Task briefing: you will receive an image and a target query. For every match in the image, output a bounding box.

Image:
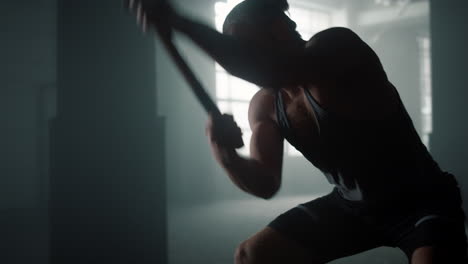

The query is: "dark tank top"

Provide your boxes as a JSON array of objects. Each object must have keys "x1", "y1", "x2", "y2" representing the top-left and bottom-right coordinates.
[{"x1": 275, "y1": 84, "x2": 446, "y2": 202}]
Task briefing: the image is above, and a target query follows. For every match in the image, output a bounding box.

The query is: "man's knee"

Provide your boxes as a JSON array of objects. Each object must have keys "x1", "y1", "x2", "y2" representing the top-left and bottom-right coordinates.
[
  {"x1": 234, "y1": 241, "x2": 254, "y2": 264},
  {"x1": 234, "y1": 242, "x2": 245, "y2": 264},
  {"x1": 235, "y1": 239, "x2": 269, "y2": 264}
]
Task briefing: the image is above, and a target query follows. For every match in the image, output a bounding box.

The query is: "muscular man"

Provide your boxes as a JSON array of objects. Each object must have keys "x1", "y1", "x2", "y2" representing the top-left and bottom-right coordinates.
[{"x1": 129, "y1": 0, "x2": 467, "y2": 263}]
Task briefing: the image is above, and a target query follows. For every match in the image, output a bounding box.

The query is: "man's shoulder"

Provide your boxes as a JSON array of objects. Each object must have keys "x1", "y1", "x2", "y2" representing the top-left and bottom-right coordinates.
[
  {"x1": 248, "y1": 88, "x2": 277, "y2": 126},
  {"x1": 312, "y1": 27, "x2": 358, "y2": 39},
  {"x1": 251, "y1": 88, "x2": 277, "y2": 111},
  {"x1": 306, "y1": 27, "x2": 362, "y2": 48}
]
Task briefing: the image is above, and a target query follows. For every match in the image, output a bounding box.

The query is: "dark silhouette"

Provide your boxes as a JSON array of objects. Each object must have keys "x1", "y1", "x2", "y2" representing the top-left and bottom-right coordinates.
[{"x1": 129, "y1": 0, "x2": 468, "y2": 263}]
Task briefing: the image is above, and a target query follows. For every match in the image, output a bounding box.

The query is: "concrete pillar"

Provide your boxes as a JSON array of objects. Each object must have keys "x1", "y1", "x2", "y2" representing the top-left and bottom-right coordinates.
[{"x1": 50, "y1": 1, "x2": 167, "y2": 263}]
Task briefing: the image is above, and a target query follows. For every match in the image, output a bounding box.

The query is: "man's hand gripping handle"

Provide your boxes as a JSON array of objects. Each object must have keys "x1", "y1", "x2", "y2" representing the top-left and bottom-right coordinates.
[{"x1": 125, "y1": 0, "x2": 244, "y2": 149}]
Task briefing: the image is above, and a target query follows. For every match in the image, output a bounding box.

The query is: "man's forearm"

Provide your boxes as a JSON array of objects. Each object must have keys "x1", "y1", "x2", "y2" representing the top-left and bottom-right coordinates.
[{"x1": 219, "y1": 148, "x2": 279, "y2": 199}]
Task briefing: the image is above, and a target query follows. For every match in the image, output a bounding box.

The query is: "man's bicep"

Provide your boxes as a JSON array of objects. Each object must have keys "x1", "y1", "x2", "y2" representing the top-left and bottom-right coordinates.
[{"x1": 249, "y1": 120, "x2": 284, "y2": 177}]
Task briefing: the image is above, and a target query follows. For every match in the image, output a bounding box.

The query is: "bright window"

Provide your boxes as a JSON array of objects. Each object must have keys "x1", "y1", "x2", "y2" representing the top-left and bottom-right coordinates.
[
  {"x1": 214, "y1": 0, "x2": 335, "y2": 155},
  {"x1": 419, "y1": 37, "x2": 432, "y2": 148}
]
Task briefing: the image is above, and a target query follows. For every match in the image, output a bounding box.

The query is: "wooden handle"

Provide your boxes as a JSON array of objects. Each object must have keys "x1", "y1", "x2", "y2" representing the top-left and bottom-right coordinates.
[
  {"x1": 156, "y1": 28, "x2": 221, "y2": 117},
  {"x1": 125, "y1": 0, "x2": 243, "y2": 148},
  {"x1": 156, "y1": 29, "x2": 244, "y2": 148}
]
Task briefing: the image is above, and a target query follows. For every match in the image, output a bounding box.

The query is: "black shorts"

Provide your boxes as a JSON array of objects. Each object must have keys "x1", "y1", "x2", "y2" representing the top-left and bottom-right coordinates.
[{"x1": 268, "y1": 183, "x2": 467, "y2": 262}]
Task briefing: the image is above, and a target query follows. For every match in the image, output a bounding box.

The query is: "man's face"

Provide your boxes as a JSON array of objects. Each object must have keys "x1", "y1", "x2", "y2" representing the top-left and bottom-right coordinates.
[
  {"x1": 268, "y1": 12, "x2": 305, "y2": 51},
  {"x1": 226, "y1": 12, "x2": 305, "y2": 53},
  {"x1": 244, "y1": 11, "x2": 305, "y2": 55}
]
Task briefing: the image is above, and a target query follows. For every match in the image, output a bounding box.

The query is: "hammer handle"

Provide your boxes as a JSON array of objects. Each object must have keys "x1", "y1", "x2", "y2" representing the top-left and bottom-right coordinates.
[
  {"x1": 155, "y1": 24, "x2": 243, "y2": 149},
  {"x1": 157, "y1": 30, "x2": 222, "y2": 117}
]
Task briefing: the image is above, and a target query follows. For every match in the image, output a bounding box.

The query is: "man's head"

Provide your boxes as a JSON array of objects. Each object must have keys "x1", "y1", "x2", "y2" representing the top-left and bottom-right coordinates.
[{"x1": 223, "y1": 0, "x2": 305, "y2": 51}]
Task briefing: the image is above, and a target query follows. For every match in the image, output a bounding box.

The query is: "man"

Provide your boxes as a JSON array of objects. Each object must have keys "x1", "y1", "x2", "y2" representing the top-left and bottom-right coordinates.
[{"x1": 129, "y1": 0, "x2": 467, "y2": 263}]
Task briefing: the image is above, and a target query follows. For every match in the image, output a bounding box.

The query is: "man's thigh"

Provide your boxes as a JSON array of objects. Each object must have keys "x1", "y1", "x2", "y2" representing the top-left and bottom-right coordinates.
[
  {"x1": 262, "y1": 189, "x2": 383, "y2": 263},
  {"x1": 391, "y1": 181, "x2": 468, "y2": 263},
  {"x1": 398, "y1": 214, "x2": 468, "y2": 263}
]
